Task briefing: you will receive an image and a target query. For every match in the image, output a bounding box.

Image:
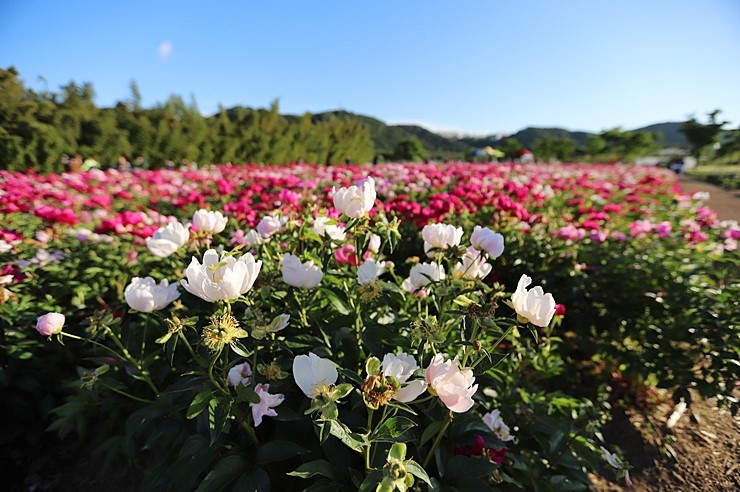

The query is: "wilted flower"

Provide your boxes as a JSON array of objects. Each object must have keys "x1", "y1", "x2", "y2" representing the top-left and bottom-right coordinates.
[
  {"x1": 192, "y1": 209, "x2": 228, "y2": 234},
  {"x1": 511, "y1": 274, "x2": 556, "y2": 328},
  {"x1": 281, "y1": 253, "x2": 323, "y2": 289},
  {"x1": 425, "y1": 353, "x2": 478, "y2": 413},
  {"x1": 265, "y1": 313, "x2": 290, "y2": 333},
  {"x1": 293, "y1": 352, "x2": 338, "y2": 398},
  {"x1": 422, "y1": 223, "x2": 463, "y2": 257},
  {"x1": 256, "y1": 216, "x2": 282, "y2": 238},
  {"x1": 357, "y1": 259, "x2": 386, "y2": 284},
  {"x1": 227, "y1": 361, "x2": 252, "y2": 387},
  {"x1": 312, "y1": 216, "x2": 346, "y2": 242},
  {"x1": 124, "y1": 276, "x2": 180, "y2": 312},
  {"x1": 331, "y1": 176, "x2": 376, "y2": 218},
  {"x1": 453, "y1": 247, "x2": 492, "y2": 280},
  {"x1": 251, "y1": 383, "x2": 284, "y2": 426},
  {"x1": 36, "y1": 312, "x2": 65, "y2": 337},
  {"x1": 146, "y1": 221, "x2": 190, "y2": 257},
  {"x1": 470, "y1": 227, "x2": 505, "y2": 258},
  {"x1": 482, "y1": 409, "x2": 515, "y2": 442}
]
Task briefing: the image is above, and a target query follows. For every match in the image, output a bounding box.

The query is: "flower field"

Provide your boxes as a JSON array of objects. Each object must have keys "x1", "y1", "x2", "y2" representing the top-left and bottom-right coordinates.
[{"x1": 1, "y1": 163, "x2": 738, "y2": 491}]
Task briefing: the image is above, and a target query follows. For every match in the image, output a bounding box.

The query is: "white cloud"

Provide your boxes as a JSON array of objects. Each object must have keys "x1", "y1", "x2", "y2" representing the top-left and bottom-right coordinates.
[{"x1": 157, "y1": 40, "x2": 173, "y2": 60}]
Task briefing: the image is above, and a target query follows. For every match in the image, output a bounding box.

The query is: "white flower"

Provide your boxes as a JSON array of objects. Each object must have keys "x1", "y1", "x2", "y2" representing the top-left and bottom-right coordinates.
[
  {"x1": 36, "y1": 312, "x2": 65, "y2": 337},
  {"x1": 281, "y1": 253, "x2": 323, "y2": 289},
  {"x1": 601, "y1": 447, "x2": 622, "y2": 469},
  {"x1": 453, "y1": 247, "x2": 492, "y2": 280},
  {"x1": 124, "y1": 277, "x2": 180, "y2": 312},
  {"x1": 265, "y1": 313, "x2": 290, "y2": 333},
  {"x1": 245, "y1": 229, "x2": 264, "y2": 246},
  {"x1": 425, "y1": 353, "x2": 478, "y2": 413},
  {"x1": 257, "y1": 216, "x2": 282, "y2": 238},
  {"x1": 227, "y1": 361, "x2": 252, "y2": 387},
  {"x1": 146, "y1": 221, "x2": 190, "y2": 257},
  {"x1": 312, "y1": 216, "x2": 347, "y2": 242},
  {"x1": 470, "y1": 226, "x2": 505, "y2": 259},
  {"x1": 293, "y1": 353, "x2": 338, "y2": 398},
  {"x1": 181, "y1": 249, "x2": 262, "y2": 302},
  {"x1": 511, "y1": 274, "x2": 556, "y2": 327},
  {"x1": 422, "y1": 223, "x2": 463, "y2": 257},
  {"x1": 251, "y1": 383, "x2": 284, "y2": 427},
  {"x1": 357, "y1": 259, "x2": 386, "y2": 284},
  {"x1": 331, "y1": 176, "x2": 376, "y2": 219},
  {"x1": 482, "y1": 409, "x2": 515, "y2": 442},
  {"x1": 367, "y1": 234, "x2": 381, "y2": 253},
  {"x1": 192, "y1": 209, "x2": 228, "y2": 234},
  {"x1": 382, "y1": 353, "x2": 428, "y2": 402},
  {"x1": 403, "y1": 262, "x2": 445, "y2": 292},
  {"x1": 0, "y1": 240, "x2": 12, "y2": 253}
]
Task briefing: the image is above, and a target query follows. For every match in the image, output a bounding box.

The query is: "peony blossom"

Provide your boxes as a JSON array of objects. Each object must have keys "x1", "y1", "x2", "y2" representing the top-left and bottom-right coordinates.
[
  {"x1": 281, "y1": 253, "x2": 323, "y2": 289},
  {"x1": 312, "y1": 216, "x2": 347, "y2": 242},
  {"x1": 482, "y1": 409, "x2": 515, "y2": 442},
  {"x1": 256, "y1": 216, "x2": 282, "y2": 238},
  {"x1": 452, "y1": 247, "x2": 492, "y2": 280},
  {"x1": 425, "y1": 353, "x2": 478, "y2": 413},
  {"x1": 124, "y1": 276, "x2": 180, "y2": 312},
  {"x1": 470, "y1": 226, "x2": 505, "y2": 259},
  {"x1": 227, "y1": 361, "x2": 252, "y2": 387},
  {"x1": 36, "y1": 312, "x2": 65, "y2": 337},
  {"x1": 181, "y1": 249, "x2": 262, "y2": 302},
  {"x1": 331, "y1": 176, "x2": 376, "y2": 219},
  {"x1": 402, "y1": 262, "x2": 445, "y2": 293},
  {"x1": 192, "y1": 209, "x2": 228, "y2": 234},
  {"x1": 422, "y1": 223, "x2": 463, "y2": 257},
  {"x1": 146, "y1": 221, "x2": 190, "y2": 257},
  {"x1": 367, "y1": 233, "x2": 381, "y2": 254},
  {"x1": 382, "y1": 352, "x2": 428, "y2": 402},
  {"x1": 357, "y1": 259, "x2": 386, "y2": 284},
  {"x1": 511, "y1": 274, "x2": 556, "y2": 328},
  {"x1": 293, "y1": 352, "x2": 338, "y2": 398},
  {"x1": 250, "y1": 383, "x2": 284, "y2": 426}
]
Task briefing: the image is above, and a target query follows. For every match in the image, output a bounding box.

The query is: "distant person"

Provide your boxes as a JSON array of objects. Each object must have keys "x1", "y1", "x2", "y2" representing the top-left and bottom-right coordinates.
[
  {"x1": 344, "y1": 155, "x2": 352, "y2": 165},
  {"x1": 68, "y1": 154, "x2": 83, "y2": 173},
  {"x1": 81, "y1": 156, "x2": 100, "y2": 171},
  {"x1": 134, "y1": 155, "x2": 148, "y2": 170},
  {"x1": 117, "y1": 154, "x2": 131, "y2": 172},
  {"x1": 165, "y1": 160, "x2": 175, "y2": 170}
]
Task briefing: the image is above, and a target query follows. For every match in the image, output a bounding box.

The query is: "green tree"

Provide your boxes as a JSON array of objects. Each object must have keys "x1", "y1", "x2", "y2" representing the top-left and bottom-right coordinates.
[
  {"x1": 532, "y1": 136, "x2": 576, "y2": 161},
  {"x1": 499, "y1": 138, "x2": 523, "y2": 159},
  {"x1": 680, "y1": 110, "x2": 728, "y2": 158},
  {"x1": 393, "y1": 137, "x2": 427, "y2": 162}
]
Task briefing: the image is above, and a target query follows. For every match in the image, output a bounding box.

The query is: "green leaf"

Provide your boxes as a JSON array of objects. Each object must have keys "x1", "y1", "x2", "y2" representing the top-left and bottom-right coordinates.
[
  {"x1": 326, "y1": 419, "x2": 367, "y2": 453},
  {"x1": 287, "y1": 460, "x2": 339, "y2": 481},
  {"x1": 186, "y1": 389, "x2": 212, "y2": 419},
  {"x1": 230, "y1": 342, "x2": 250, "y2": 358},
  {"x1": 234, "y1": 384, "x2": 261, "y2": 404},
  {"x1": 365, "y1": 356, "x2": 381, "y2": 376},
  {"x1": 320, "y1": 288, "x2": 351, "y2": 315},
  {"x1": 405, "y1": 460, "x2": 432, "y2": 487},
  {"x1": 371, "y1": 416, "x2": 417, "y2": 442},
  {"x1": 194, "y1": 455, "x2": 246, "y2": 492},
  {"x1": 420, "y1": 420, "x2": 444, "y2": 446},
  {"x1": 388, "y1": 442, "x2": 406, "y2": 461},
  {"x1": 256, "y1": 440, "x2": 309, "y2": 464},
  {"x1": 443, "y1": 456, "x2": 498, "y2": 480}
]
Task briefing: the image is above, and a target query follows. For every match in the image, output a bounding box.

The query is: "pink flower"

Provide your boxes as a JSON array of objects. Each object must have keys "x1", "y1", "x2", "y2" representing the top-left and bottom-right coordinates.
[
  {"x1": 655, "y1": 221, "x2": 672, "y2": 239},
  {"x1": 335, "y1": 244, "x2": 358, "y2": 266},
  {"x1": 227, "y1": 362, "x2": 252, "y2": 387},
  {"x1": 250, "y1": 383, "x2": 284, "y2": 427},
  {"x1": 425, "y1": 354, "x2": 477, "y2": 413},
  {"x1": 36, "y1": 312, "x2": 65, "y2": 336},
  {"x1": 589, "y1": 230, "x2": 607, "y2": 243},
  {"x1": 629, "y1": 220, "x2": 653, "y2": 238}
]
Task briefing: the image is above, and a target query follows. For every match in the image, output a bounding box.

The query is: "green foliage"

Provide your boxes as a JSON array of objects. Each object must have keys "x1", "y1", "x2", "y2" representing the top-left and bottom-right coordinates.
[
  {"x1": 532, "y1": 136, "x2": 577, "y2": 161},
  {"x1": 392, "y1": 137, "x2": 427, "y2": 162},
  {"x1": 680, "y1": 110, "x2": 728, "y2": 158},
  {"x1": 0, "y1": 67, "x2": 376, "y2": 171}
]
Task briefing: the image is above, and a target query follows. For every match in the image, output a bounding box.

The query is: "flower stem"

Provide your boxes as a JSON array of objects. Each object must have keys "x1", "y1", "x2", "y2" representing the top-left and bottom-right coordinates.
[
  {"x1": 423, "y1": 410, "x2": 453, "y2": 468},
  {"x1": 365, "y1": 408, "x2": 375, "y2": 470}
]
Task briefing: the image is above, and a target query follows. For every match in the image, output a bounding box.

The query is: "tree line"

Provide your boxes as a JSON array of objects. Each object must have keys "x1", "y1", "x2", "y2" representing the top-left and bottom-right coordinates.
[{"x1": 0, "y1": 67, "x2": 375, "y2": 173}]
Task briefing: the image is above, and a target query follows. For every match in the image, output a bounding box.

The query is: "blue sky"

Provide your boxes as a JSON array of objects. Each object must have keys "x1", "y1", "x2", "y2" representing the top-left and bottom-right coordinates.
[{"x1": 1, "y1": 0, "x2": 739, "y2": 135}]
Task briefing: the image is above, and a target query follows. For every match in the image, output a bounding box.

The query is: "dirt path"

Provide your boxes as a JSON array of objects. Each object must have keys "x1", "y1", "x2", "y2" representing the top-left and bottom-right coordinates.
[{"x1": 678, "y1": 174, "x2": 739, "y2": 221}]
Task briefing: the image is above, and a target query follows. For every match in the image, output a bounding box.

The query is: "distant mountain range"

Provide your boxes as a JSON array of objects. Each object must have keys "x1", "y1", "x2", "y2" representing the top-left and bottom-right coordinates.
[{"x1": 303, "y1": 110, "x2": 687, "y2": 158}]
